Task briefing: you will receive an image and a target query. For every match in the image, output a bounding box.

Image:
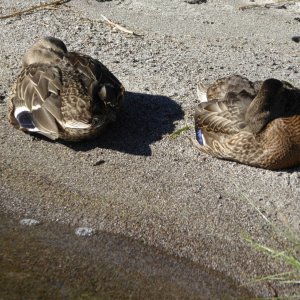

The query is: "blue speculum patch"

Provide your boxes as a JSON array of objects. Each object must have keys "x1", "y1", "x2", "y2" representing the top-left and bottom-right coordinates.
[
  {"x1": 195, "y1": 128, "x2": 204, "y2": 145},
  {"x1": 16, "y1": 111, "x2": 35, "y2": 129}
]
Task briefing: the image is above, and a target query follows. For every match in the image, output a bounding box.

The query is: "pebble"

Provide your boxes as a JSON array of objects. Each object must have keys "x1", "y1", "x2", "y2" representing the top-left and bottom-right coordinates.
[
  {"x1": 185, "y1": 0, "x2": 207, "y2": 3},
  {"x1": 19, "y1": 218, "x2": 41, "y2": 226},
  {"x1": 75, "y1": 227, "x2": 96, "y2": 237}
]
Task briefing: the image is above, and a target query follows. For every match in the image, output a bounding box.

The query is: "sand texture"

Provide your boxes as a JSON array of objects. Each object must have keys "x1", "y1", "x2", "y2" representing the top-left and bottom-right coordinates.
[{"x1": 0, "y1": 0, "x2": 300, "y2": 298}]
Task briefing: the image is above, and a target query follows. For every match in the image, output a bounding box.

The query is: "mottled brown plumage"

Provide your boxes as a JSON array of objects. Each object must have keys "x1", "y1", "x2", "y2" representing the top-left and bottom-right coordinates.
[
  {"x1": 193, "y1": 75, "x2": 300, "y2": 169},
  {"x1": 8, "y1": 37, "x2": 125, "y2": 141}
]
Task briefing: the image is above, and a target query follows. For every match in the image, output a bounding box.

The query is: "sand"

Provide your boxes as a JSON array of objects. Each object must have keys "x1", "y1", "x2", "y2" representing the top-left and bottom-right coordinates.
[{"x1": 0, "y1": 0, "x2": 300, "y2": 298}]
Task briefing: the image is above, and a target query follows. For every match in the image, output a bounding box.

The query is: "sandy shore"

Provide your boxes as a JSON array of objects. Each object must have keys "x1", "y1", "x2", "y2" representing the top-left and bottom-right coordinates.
[{"x1": 0, "y1": 0, "x2": 300, "y2": 298}]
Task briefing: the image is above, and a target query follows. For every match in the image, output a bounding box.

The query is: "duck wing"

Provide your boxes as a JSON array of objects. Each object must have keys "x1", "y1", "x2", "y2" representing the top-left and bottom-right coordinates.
[
  {"x1": 205, "y1": 74, "x2": 259, "y2": 101},
  {"x1": 10, "y1": 64, "x2": 63, "y2": 140},
  {"x1": 195, "y1": 90, "x2": 252, "y2": 136},
  {"x1": 65, "y1": 52, "x2": 124, "y2": 108}
]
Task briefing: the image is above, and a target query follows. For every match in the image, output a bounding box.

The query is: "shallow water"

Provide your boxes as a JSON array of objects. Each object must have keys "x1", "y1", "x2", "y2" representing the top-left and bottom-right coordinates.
[{"x1": 0, "y1": 213, "x2": 253, "y2": 299}]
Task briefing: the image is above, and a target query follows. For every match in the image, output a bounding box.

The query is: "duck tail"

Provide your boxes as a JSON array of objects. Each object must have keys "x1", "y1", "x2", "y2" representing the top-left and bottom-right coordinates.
[{"x1": 196, "y1": 81, "x2": 208, "y2": 103}]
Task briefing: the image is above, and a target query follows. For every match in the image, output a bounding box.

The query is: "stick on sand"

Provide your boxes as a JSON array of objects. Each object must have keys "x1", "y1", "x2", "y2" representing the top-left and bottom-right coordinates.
[
  {"x1": 0, "y1": 0, "x2": 70, "y2": 20},
  {"x1": 239, "y1": 0, "x2": 296, "y2": 11},
  {"x1": 101, "y1": 14, "x2": 142, "y2": 36}
]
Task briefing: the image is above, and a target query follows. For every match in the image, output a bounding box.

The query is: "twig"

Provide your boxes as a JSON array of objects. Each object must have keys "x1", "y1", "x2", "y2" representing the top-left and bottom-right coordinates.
[
  {"x1": 101, "y1": 14, "x2": 143, "y2": 36},
  {"x1": 0, "y1": 0, "x2": 70, "y2": 20},
  {"x1": 239, "y1": 0, "x2": 296, "y2": 11}
]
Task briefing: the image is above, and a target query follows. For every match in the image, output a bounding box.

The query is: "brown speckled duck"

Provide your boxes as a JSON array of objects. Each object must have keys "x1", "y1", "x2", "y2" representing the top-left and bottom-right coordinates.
[
  {"x1": 8, "y1": 37, "x2": 125, "y2": 141},
  {"x1": 192, "y1": 75, "x2": 300, "y2": 170}
]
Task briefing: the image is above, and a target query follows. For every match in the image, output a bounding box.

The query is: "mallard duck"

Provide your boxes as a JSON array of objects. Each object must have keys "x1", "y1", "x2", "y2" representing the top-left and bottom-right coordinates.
[
  {"x1": 192, "y1": 75, "x2": 300, "y2": 170},
  {"x1": 8, "y1": 37, "x2": 125, "y2": 141}
]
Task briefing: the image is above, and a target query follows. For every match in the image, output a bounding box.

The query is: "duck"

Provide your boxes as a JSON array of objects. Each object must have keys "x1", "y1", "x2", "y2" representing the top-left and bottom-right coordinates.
[
  {"x1": 8, "y1": 36, "x2": 125, "y2": 141},
  {"x1": 191, "y1": 74, "x2": 300, "y2": 170}
]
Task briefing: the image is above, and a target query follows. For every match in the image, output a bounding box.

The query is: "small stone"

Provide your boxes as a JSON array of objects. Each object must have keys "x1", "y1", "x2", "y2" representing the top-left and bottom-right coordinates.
[
  {"x1": 75, "y1": 227, "x2": 96, "y2": 237},
  {"x1": 93, "y1": 159, "x2": 105, "y2": 166},
  {"x1": 20, "y1": 219, "x2": 41, "y2": 226},
  {"x1": 185, "y1": 0, "x2": 207, "y2": 3}
]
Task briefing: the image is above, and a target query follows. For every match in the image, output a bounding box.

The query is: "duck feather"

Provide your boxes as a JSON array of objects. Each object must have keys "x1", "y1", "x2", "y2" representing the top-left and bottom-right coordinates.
[
  {"x1": 193, "y1": 75, "x2": 300, "y2": 169},
  {"x1": 8, "y1": 37, "x2": 125, "y2": 141}
]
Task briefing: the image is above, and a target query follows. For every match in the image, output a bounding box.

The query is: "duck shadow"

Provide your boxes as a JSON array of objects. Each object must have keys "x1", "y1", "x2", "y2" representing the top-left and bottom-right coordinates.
[
  {"x1": 64, "y1": 91, "x2": 184, "y2": 156},
  {"x1": 277, "y1": 166, "x2": 300, "y2": 173}
]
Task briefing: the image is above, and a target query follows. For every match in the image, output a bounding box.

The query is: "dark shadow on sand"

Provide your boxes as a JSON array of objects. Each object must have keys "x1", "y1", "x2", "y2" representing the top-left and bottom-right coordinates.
[{"x1": 64, "y1": 91, "x2": 184, "y2": 156}]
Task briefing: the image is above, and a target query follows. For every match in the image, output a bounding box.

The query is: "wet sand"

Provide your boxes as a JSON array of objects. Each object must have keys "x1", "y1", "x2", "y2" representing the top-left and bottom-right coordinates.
[{"x1": 0, "y1": 213, "x2": 253, "y2": 299}]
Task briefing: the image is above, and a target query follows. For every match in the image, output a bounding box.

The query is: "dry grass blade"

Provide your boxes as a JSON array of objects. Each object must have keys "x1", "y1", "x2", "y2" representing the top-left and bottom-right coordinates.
[
  {"x1": 0, "y1": 0, "x2": 70, "y2": 20},
  {"x1": 101, "y1": 14, "x2": 143, "y2": 36}
]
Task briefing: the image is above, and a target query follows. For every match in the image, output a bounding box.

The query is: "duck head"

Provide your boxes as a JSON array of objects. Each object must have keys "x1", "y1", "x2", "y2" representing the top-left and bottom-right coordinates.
[
  {"x1": 22, "y1": 36, "x2": 68, "y2": 67},
  {"x1": 245, "y1": 78, "x2": 285, "y2": 133}
]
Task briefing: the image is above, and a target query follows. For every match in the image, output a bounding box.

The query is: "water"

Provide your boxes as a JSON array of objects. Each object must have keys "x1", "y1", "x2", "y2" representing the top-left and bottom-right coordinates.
[{"x1": 0, "y1": 213, "x2": 253, "y2": 299}]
